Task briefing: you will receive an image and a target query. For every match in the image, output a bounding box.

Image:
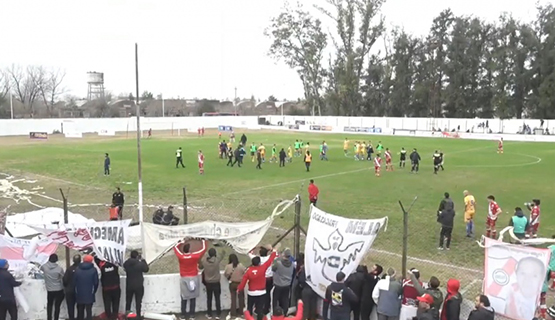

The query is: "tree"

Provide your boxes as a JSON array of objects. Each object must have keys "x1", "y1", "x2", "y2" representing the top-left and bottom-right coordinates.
[
  {"x1": 265, "y1": 2, "x2": 328, "y2": 116},
  {"x1": 141, "y1": 91, "x2": 154, "y2": 100},
  {"x1": 5, "y1": 65, "x2": 42, "y2": 117},
  {"x1": 37, "y1": 67, "x2": 66, "y2": 117},
  {"x1": 196, "y1": 100, "x2": 216, "y2": 116},
  {"x1": 317, "y1": 0, "x2": 386, "y2": 116}
]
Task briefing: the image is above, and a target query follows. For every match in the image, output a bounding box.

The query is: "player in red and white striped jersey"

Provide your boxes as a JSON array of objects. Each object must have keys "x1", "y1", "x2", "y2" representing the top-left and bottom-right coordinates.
[
  {"x1": 486, "y1": 195, "x2": 502, "y2": 239},
  {"x1": 373, "y1": 156, "x2": 382, "y2": 177},
  {"x1": 497, "y1": 138, "x2": 503, "y2": 154},
  {"x1": 384, "y1": 148, "x2": 393, "y2": 172},
  {"x1": 526, "y1": 199, "x2": 541, "y2": 238}
]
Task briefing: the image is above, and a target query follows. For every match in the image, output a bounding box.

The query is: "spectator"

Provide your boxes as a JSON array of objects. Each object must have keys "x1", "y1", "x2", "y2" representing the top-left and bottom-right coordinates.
[
  {"x1": 123, "y1": 250, "x2": 149, "y2": 319},
  {"x1": 0, "y1": 259, "x2": 21, "y2": 320},
  {"x1": 407, "y1": 273, "x2": 443, "y2": 312},
  {"x1": 346, "y1": 265, "x2": 367, "y2": 320},
  {"x1": 441, "y1": 279, "x2": 461, "y2": 320},
  {"x1": 534, "y1": 306, "x2": 555, "y2": 320},
  {"x1": 249, "y1": 245, "x2": 277, "y2": 316},
  {"x1": 323, "y1": 271, "x2": 358, "y2": 320},
  {"x1": 239, "y1": 248, "x2": 278, "y2": 320},
  {"x1": 272, "y1": 248, "x2": 294, "y2": 312},
  {"x1": 437, "y1": 192, "x2": 455, "y2": 250},
  {"x1": 42, "y1": 253, "x2": 65, "y2": 320},
  {"x1": 467, "y1": 295, "x2": 494, "y2": 320},
  {"x1": 372, "y1": 267, "x2": 402, "y2": 320},
  {"x1": 361, "y1": 264, "x2": 383, "y2": 320},
  {"x1": 225, "y1": 254, "x2": 247, "y2": 319},
  {"x1": 401, "y1": 268, "x2": 422, "y2": 320},
  {"x1": 244, "y1": 300, "x2": 304, "y2": 320},
  {"x1": 94, "y1": 257, "x2": 121, "y2": 320},
  {"x1": 308, "y1": 180, "x2": 319, "y2": 207},
  {"x1": 74, "y1": 255, "x2": 99, "y2": 320},
  {"x1": 201, "y1": 247, "x2": 226, "y2": 320},
  {"x1": 415, "y1": 294, "x2": 439, "y2": 320},
  {"x1": 509, "y1": 207, "x2": 529, "y2": 240},
  {"x1": 63, "y1": 254, "x2": 82, "y2": 320},
  {"x1": 174, "y1": 240, "x2": 207, "y2": 320},
  {"x1": 296, "y1": 260, "x2": 317, "y2": 320}
]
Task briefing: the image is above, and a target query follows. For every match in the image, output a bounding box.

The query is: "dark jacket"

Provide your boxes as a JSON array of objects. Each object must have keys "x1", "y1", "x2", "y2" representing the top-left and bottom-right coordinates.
[
  {"x1": 63, "y1": 263, "x2": 80, "y2": 294},
  {"x1": 112, "y1": 191, "x2": 125, "y2": 206},
  {"x1": 73, "y1": 262, "x2": 99, "y2": 304},
  {"x1": 418, "y1": 308, "x2": 439, "y2": 320},
  {"x1": 0, "y1": 269, "x2": 22, "y2": 302},
  {"x1": 323, "y1": 282, "x2": 358, "y2": 320},
  {"x1": 410, "y1": 151, "x2": 421, "y2": 163},
  {"x1": 441, "y1": 279, "x2": 462, "y2": 320},
  {"x1": 361, "y1": 273, "x2": 380, "y2": 304},
  {"x1": 345, "y1": 266, "x2": 367, "y2": 302},
  {"x1": 438, "y1": 198, "x2": 455, "y2": 228},
  {"x1": 467, "y1": 306, "x2": 495, "y2": 320},
  {"x1": 95, "y1": 258, "x2": 120, "y2": 290},
  {"x1": 279, "y1": 150, "x2": 286, "y2": 160},
  {"x1": 409, "y1": 272, "x2": 443, "y2": 311},
  {"x1": 123, "y1": 257, "x2": 149, "y2": 289}
]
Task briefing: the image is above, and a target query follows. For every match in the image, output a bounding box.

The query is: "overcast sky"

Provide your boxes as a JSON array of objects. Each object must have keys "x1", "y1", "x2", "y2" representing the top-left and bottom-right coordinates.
[{"x1": 0, "y1": 0, "x2": 547, "y2": 101}]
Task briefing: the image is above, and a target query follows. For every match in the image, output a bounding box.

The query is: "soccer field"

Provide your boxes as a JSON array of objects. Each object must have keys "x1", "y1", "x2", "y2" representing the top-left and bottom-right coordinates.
[{"x1": 0, "y1": 130, "x2": 552, "y2": 290}]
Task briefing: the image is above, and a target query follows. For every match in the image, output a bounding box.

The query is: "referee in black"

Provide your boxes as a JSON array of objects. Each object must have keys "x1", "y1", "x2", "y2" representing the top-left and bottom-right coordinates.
[
  {"x1": 176, "y1": 147, "x2": 185, "y2": 168},
  {"x1": 433, "y1": 150, "x2": 442, "y2": 174},
  {"x1": 399, "y1": 147, "x2": 407, "y2": 168},
  {"x1": 226, "y1": 147, "x2": 234, "y2": 166},
  {"x1": 410, "y1": 148, "x2": 421, "y2": 173}
]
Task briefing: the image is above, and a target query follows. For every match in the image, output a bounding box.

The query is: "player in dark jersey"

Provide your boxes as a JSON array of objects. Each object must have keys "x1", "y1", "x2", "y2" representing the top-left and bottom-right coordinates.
[
  {"x1": 438, "y1": 150, "x2": 445, "y2": 171},
  {"x1": 433, "y1": 150, "x2": 442, "y2": 174},
  {"x1": 399, "y1": 147, "x2": 407, "y2": 168}
]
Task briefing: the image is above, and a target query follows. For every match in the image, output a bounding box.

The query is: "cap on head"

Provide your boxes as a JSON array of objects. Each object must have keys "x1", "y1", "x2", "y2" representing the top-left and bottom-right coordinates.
[
  {"x1": 0, "y1": 259, "x2": 7, "y2": 269},
  {"x1": 83, "y1": 255, "x2": 94, "y2": 263},
  {"x1": 417, "y1": 293, "x2": 434, "y2": 305}
]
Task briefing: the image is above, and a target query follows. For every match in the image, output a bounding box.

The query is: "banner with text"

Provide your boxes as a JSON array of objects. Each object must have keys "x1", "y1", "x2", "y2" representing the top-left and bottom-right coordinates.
[
  {"x1": 218, "y1": 125, "x2": 233, "y2": 132},
  {"x1": 0, "y1": 234, "x2": 58, "y2": 271},
  {"x1": 343, "y1": 126, "x2": 382, "y2": 133},
  {"x1": 483, "y1": 238, "x2": 550, "y2": 320},
  {"x1": 29, "y1": 132, "x2": 48, "y2": 139},
  {"x1": 309, "y1": 125, "x2": 333, "y2": 131},
  {"x1": 30, "y1": 220, "x2": 131, "y2": 266},
  {"x1": 305, "y1": 205, "x2": 387, "y2": 298}
]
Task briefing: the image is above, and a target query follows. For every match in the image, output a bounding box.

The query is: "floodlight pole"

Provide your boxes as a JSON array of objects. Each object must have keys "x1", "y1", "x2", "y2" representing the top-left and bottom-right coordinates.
[{"x1": 135, "y1": 43, "x2": 146, "y2": 254}]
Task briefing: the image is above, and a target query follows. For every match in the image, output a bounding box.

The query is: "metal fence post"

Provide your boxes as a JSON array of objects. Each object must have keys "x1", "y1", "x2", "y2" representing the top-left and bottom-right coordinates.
[
  {"x1": 60, "y1": 189, "x2": 70, "y2": 270},
  {"x1": 183, "y1": 187, "x2": 188, "y2": 224}
]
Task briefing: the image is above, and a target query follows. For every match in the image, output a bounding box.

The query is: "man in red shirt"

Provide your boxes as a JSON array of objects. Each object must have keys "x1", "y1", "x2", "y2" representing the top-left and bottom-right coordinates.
[
  {"x1": 526, "y1": 199, "x2": 541, "y2": 238},
  {"x1": 238, "y1": 248, "x2": 278, "y2": 320},
  {"x1": 308, "y1": 180, "x2": 319, "y2": 207},
  {"x1": 486, "y1": 195, "x2": 502, "y2": 239},
  {"x1": 174, "y1": 240, "x2": 207, "y2": 320}
]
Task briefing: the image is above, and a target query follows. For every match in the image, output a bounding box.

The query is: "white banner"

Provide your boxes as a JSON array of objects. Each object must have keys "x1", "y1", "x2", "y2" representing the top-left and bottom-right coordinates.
[
  {"x1": 483, "y1": 238, "x2": 550, "y2": 320},
  {"x1": 305, "y1": 205, "x2": 387, "y2": 298},
  {"x1": 128, "y1": 199, "x2": 296, "y2": 264},
  {"x1": 64, "y1": 132, "x2": 83, "y2": 138},
  {"x1": 0, "y1": 234, "x2": 58, "y2": 271},
  {"x1": 98, "y1": 129, "x2": 115, "y2": 136},
  {"x1": 30, "y1": 220, "x2": 131, "y2": 266}
]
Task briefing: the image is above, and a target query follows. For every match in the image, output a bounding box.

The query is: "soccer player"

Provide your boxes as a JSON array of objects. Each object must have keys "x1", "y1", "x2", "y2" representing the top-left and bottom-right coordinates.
[
  {"x1": 367, "y1": 141, "x2": 373, "y2": 160},
  {"x1": 279, "y1": 148, "x2": 286, "y2": 167},
  {"x1": 304, "y1": 151, "x2": 312, "y2": 172},
  {"x1": 526, "y1": 199, "x2": 541, "y2": 238},
  {"x1": 148, "y1": 128, "x2": 152, "y2": 138},
  {"x1": 432, "y1": 150, "x2": 441, "y2": 174},
  {"x1": 176, "y1": 147, "x2": 185, "y2": 168},
  {"x1": 256, "y1": 150, "x2": 262, "y2": 169},
  {"x1": 399, "y1": 147, "x2": 407, "y2": 168},
  {"x1": 217, "y1": 131, "x2": 221, "y2": 139},
  {"x1": 304, "y1": 142, "x2": 310, "y2": 155},
  {"x1": 357, "y1": 142, "x2": 364, "y2": 161},
  {"x1": 287, "y1": 145, "x2": 293, "y2": 162},
  {"x1": 104, "y1": 153, "x2": 111, "y2": 176},
  {"x1": 463, "y1": 190, "x2": 476, "y2": 238},
  {"x1": 230, "y1": 131, "x2": 235, "y2": 143},
  {"x1": 258, "y1": 143, "x2": 266, "y2": 163},
  {"x1": 385, "y1": 148, "x2": 393, "y2": 171},
  {"x1": 198, "y1": 150, "x2": 204, "y2": 174},
  {"x1": 343, "y1": 138, "x2": 350, "y2": 156},
  {"x1": 250, "y1": 143, "x2": 257, "y2": 162},
  {"x1": 226, "y1": 147, "x2": 234, "y2": 166},
  {"x1": 270, "y1": 144, "x2": 277, "y2": 163},
  {"x1": 374, "y1": 155, "x2": 382, "y2": 177},
  {"x1": 361, "y1": 141, "x2": 367, "y2": 159},
  {"x1": 497, "y1": 138, "x2": 503, "y2": 154},
  {"x1": 486, "y1": 195, "x2": 502, "y2": 239},
  {"x1": 294, "y1": 140, "x2": 301, "y2": 157},
  {"x1": 438, "y1": 150, "x2": 445, "y2": 171},
  {"x1": 376, "y1": 141, "x2": 384, "y2": 157},
  {"x1": 321, "y1": 142, "x2": 328, "y2": 161},
  {"x1": 319, "y1": 142, "x2": 324, "y2": 160}
]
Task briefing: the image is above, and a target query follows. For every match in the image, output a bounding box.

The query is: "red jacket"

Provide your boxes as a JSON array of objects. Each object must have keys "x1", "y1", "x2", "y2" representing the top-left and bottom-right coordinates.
[
  {"x1": 308, "y1": 184, "x2": 319, "y2": 201},
  {"x1": 238, "y1": 251, "x2": 277, "y2": 296},
  {"x1": 244, "y1": 300, "x2": 304, "y2": 320},
  {"x1": 174, "y1": 240, "x2": 207, "y2": 277}
]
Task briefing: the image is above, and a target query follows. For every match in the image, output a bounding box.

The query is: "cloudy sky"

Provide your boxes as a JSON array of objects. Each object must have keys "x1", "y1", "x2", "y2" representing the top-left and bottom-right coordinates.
[{"x1": 0, "y1": 0, "x2": 546, "y2": 101}]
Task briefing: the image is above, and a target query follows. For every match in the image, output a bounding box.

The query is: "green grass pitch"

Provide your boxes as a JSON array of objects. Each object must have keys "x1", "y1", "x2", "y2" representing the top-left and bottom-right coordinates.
[{"x1": 0, "y1": 130, "x2": 553, "y2": 277}]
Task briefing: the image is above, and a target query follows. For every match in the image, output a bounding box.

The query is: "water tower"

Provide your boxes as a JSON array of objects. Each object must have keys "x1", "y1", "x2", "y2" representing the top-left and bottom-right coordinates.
[{"x1": 87, "y1": 72, "x2": 105, "y2": 101}]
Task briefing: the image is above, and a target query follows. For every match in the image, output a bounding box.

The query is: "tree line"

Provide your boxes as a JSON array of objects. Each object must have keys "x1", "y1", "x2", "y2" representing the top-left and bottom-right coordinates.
[{"x1": 265, "y1": 1, "x2": 555, "y2": 119}]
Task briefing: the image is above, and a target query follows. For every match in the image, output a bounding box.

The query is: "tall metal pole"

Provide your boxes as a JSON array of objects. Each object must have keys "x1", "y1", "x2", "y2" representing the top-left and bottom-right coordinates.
[
  {"x1": 162, "y1": 94, "x2": 165, "y2": 117},
  {"x1": 60, "y1": 189, "x2": 70, "y2": 270},
  {"x1": 234, "y1": 87, "x2": 237, "y2": 115},
  {"x1": 10, "y1": 92, "x2": 13, "y2": 119},
  {"x1": 135, "y1": 43, "x2": 145, "y2": 254}
]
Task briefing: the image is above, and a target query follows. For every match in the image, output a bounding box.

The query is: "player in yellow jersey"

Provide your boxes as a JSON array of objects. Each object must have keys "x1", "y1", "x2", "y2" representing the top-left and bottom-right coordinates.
[
  {"x1": 343, "y1": 138, "x2": 350, "y2": 156},
  {"x1": 463, "y1": 190, "x2": 476, "y2": 238},
  {"x1": 361, "y1": 141, "x2": 367, "y2": 159},
  {"x1": 258, "y1": 143, "x2": 266, "y2": 163},
  {"x1": 287, "y1": 145, "x2": 293, "y2": 162},
  {"x1": 357, "y1": 142, "x2": 364, "y2": 161},
  {"x1": 304, "y1": 142, "x2": 310, "y2": 154}
]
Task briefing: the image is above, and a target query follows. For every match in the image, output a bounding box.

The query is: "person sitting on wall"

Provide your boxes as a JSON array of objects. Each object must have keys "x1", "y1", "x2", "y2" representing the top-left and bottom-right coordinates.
[
  {"x1": 153, "y1": 206, "x2": 165, "y2": 224},
  {"x1": 162, "y1": 206, "x2": 180, "y2": 226}
]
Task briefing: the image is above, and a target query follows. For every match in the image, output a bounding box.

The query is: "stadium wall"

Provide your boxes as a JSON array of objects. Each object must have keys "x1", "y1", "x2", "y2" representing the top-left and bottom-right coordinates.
[
  {"x1": 17, "y1": 272, "x2": 231, "y2": 319},
  {"x1": 0, "y1": 116, "x2": 553, "y2": 142}
]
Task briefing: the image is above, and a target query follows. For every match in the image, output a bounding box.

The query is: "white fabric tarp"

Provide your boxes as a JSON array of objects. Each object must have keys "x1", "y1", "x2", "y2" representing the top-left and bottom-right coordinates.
[
  {"x1": 6, "y1": 207, "x2": 94, "y2": 238},
  {"x1": 304, "y1": 205, "x2": 387, "y2": 298},
  {"x1": 127, "y1": 199, "x2": 295, "y2": 264}
]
